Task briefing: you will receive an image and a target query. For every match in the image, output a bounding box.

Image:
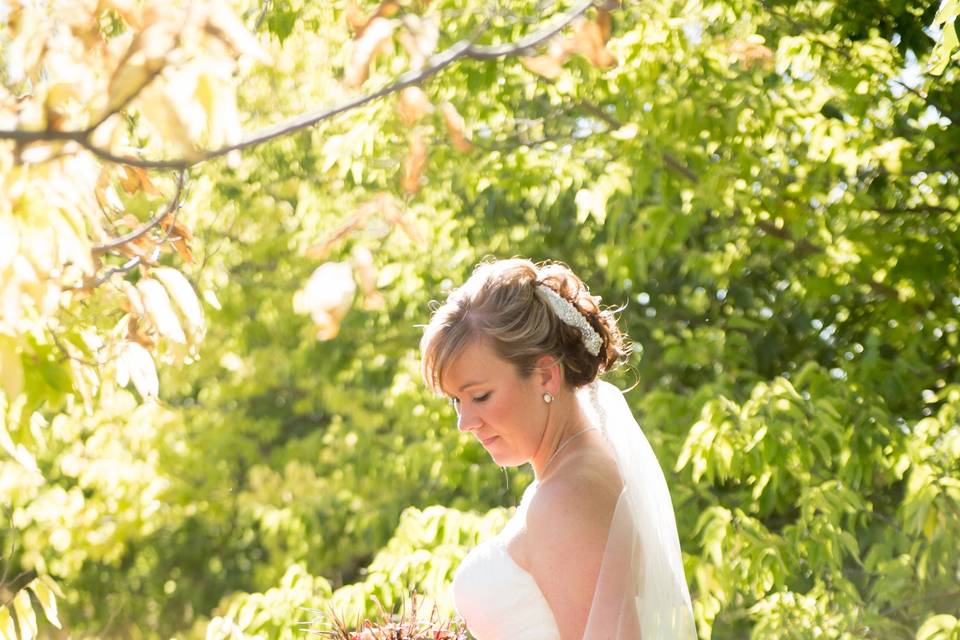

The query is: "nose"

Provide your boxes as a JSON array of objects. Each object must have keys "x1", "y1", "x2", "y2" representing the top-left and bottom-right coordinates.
[{"x1": 457, "y1": 404, "x2": 481, "y2": 433}]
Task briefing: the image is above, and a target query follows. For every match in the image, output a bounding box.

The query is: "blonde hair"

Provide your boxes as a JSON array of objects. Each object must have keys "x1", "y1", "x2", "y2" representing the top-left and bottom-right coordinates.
[{"x1": 420, "y1": 258, "x2": 628, "y2": 393}]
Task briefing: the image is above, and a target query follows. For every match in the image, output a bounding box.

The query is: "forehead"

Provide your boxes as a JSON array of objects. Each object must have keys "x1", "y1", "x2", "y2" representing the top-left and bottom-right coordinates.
[{"x1": 441, "y1": 340, "x2": 513, "y2": 393}]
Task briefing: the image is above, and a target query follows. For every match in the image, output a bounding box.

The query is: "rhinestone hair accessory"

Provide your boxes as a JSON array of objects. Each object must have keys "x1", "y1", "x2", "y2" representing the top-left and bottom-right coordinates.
[{"x1": 536, "y1": 284, "x2": 603, "y2": 356}]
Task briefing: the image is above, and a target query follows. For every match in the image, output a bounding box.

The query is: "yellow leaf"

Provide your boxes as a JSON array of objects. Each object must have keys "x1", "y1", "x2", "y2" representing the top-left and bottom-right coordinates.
[
  {"x1": 105, "y1": 15, "x2": 178, "y2": 114},
  {"x1": 568, "y1": 18, "x2": 617, "y2": 69},
  {"x1": 345, "y1": 1, "x2": 369, "y2": 35},
  {"x1": 400, "y1": 131, "x2": 427, "y2": 194},
  {"x1": 398, "y1": 14, "x2": 439, "y2": 70},
  {"x1": 158, "y1": 212, "x2": 195, "y2": 264},
  {"x1": 139, "y1": 83, "x2": 203, "y2": 160},
  {"x1": 440, "y1": 102, "x2": 473, "y2": 153},
  {"x1": 116, "y1": 341, "x2": 159, "y2": 399},
  {"x1": 69, "y1": 358, "x2": 99, "y2": 414},
  {"x1": 195, "y1": 70, "x2": 242, "y2": 157},
  {"x1": 118, "y1": 165, "x2": 161, "y2": 196},
  {"x1": 138, "y1": 278, "x2": 187, "y2": 344},
  {"x1": 729, "y1": 37, "x2": 774, "y2": 70},
  {"x1": 203, "y1": 1, "x2": 269, "y2": 65},
  {"x1": 344, "y1": 17, "x2": 396, "y2": 88},
  {"x1": 351, "y1": 247, "x2": 384, "y2": 310},
  {"x1": 927, "y1": 20, "x2": 959, "y2": 76},
  {"x1": 0, "y1": 335, "x2": 23, "y2": 400},
  {"x1": 293, "y1": 262, "x2": 356, "y2": 341},
  {"x1": 50, "y1": 206, "x2": 93, "y2": 278},
  {"x1": 151, "y1": 267, "x2": 205, "y2": 343},
  {"x1": 118, "y1": 280, "x2": 146, "y2": 316},
  {"x1": 0, "y1": 393, "x2": 39, "y2": 474},
  {"x1": 26, "y1": 578, "x2": 61, "y2": 629},
  {"x1": 397, "y1": 87, "x2": 432, "y2": 125},
  {"x1": 520, "y1": 54, "x2": 566, "y2": 79},
  {"x1": 0, "y1": 606, "x2": 16, "y2": 640},
  {"x1": 12, "y1": 590, "x2": 36, "y2": 640}
]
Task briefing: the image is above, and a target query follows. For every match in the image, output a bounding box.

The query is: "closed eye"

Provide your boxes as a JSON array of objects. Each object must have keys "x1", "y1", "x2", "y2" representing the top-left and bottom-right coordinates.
[{"x1": 448, "y1": 392, "x2": 490, "y2": 407}]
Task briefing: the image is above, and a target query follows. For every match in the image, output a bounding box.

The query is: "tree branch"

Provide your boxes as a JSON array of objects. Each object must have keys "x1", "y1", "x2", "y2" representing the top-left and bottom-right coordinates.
[
  {"x1": 872, "y1": 204, "x2": 956, "y2": 216},
  {"x1": 754, "y1": 218, "x2": 823, "y2": 257},
  {"x1": 91, "y1": 169, "x2": 187, "y2": 255},
  {"x1": 87, "y1": 256, "x2": 144, "y2": 288},
  {"x1": 0, "y1": 0, "x2": 599, "y2": 171},
  {"x1": 661, "y1": 151, "x2": 700, "y2": 184},
  {"x1": 576, "y1": 99, "x2": 623, "y2": 129}
]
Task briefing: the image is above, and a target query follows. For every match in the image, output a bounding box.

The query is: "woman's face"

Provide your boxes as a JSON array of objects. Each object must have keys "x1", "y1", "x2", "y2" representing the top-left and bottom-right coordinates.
[{"x1": 441, "y1": 340, "x2": 547, "y2": 467}]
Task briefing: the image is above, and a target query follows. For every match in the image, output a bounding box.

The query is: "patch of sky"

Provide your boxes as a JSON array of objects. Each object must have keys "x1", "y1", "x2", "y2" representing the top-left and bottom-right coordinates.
[
  {"x1": 919, "y1": 105, "x2": 951, "y2": 127},
  {"x1": 819, "y1": 323, "x2": 837, "y2": 342},
  {"x1": 827, "y1": 181, "x2": 848, "y2": 205},
  {"x1": 682, "y1": 21, "x2": 703, "y2": 45},
  {"x1": 892, "y1": 50, "x2": 924, "y2": 98},
  {"x1": 573, "y1": 116, "x2": 597, "y2": 139}
]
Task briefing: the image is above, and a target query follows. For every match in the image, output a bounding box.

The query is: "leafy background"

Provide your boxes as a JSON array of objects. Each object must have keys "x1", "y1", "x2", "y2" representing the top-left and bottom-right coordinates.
[{"x1": 1, "y1": 0, "x2": 959, "y2": 638}]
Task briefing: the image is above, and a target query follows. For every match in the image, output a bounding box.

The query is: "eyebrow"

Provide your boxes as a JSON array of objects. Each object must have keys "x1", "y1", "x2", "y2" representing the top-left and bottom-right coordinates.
[{"x1": 457, "y1": 381, "x2": 486, "y2": 392}]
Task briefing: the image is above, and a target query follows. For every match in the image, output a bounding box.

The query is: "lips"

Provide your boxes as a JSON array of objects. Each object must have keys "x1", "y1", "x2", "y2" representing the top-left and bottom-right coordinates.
[{"x1": 479, "y1": 435, "x2": 499, "y2": 446}]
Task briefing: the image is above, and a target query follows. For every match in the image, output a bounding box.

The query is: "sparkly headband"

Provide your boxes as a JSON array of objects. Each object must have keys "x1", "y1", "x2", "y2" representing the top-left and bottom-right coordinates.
[{"x1": 536, "y1": 284, "x2": 603, "y2": 356}]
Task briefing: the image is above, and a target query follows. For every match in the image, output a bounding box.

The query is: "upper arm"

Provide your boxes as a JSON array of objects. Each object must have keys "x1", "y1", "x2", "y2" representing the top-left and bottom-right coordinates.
[{"x1": 524, "y1": 476, "x2": 619, "y2": 640}]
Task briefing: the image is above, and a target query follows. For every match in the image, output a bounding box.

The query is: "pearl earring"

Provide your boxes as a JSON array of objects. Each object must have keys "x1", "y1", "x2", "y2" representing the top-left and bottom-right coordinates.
[{"x1": 543, "y1": 392, "x2": 553, "y2": 404}]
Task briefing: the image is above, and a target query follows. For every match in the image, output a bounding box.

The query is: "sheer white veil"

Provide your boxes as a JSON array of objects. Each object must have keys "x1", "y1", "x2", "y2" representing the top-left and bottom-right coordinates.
[{"x1": 579, "y1": 380, "x2": 697, "y2": 639}]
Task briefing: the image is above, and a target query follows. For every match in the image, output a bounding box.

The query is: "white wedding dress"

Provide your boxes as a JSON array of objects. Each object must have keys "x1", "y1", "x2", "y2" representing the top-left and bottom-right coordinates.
[
  {"x1": 450, "y1": 381, "x2": 697, "y2": 640},
  {"x1": 452, "y1": 481, "x2": 560, "y2": 639}
]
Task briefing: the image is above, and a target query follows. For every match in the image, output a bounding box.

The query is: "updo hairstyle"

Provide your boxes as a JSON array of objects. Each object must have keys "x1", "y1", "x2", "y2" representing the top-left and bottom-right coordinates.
[{"x1": 421, "y1": 258, "x2": 629, "y2": 393}]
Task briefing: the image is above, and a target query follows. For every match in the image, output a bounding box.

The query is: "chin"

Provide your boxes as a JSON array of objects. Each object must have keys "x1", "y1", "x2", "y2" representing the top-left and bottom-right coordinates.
[{"x1": 488, "y1": 450, "x2": 525, "y2": 468}]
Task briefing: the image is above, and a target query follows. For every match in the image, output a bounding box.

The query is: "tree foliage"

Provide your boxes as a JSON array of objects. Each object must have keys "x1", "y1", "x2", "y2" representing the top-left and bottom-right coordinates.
[{"x1": 1, "y1": 0, "x2": 958, "y2": 638}]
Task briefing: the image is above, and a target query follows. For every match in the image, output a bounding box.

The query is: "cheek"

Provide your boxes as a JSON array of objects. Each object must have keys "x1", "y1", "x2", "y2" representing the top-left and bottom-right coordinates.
[{"x1": 493, "y1": 392, "x2": 536, "y2": 439}]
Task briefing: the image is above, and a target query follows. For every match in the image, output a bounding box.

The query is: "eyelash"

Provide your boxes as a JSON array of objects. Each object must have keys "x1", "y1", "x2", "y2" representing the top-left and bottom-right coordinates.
[{"x1": 450, "y1": 392, "x2": 491, "y2": 407}]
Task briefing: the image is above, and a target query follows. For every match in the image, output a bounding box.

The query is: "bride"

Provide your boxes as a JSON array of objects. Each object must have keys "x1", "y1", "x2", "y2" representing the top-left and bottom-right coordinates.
[{"x1": 420, "y1": 258, "x2": 697, "y2": 640}]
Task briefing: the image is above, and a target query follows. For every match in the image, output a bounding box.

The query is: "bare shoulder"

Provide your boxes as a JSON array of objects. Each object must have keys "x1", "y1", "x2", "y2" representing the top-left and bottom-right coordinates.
[
  {"x1": 520, "y1": 438, "x2": 623, "y2": 638},
  {"x1": 528, "y1": 444, "x2": 622, "y2": 540}
]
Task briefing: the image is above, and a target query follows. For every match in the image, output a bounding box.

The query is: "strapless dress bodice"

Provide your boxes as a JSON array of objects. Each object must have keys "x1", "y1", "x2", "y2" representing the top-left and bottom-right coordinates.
[{"x1": 451, "y1": 483, "x2": 560, "y2": 640}]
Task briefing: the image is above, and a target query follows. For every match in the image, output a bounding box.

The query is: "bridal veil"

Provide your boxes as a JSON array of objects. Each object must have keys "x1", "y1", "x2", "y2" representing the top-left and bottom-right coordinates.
[{"x1": 580, "y1": 380, "x2": 697, "y2": 639}]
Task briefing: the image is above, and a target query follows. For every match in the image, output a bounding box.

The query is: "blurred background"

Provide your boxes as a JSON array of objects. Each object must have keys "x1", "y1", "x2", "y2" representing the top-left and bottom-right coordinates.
[{"x1": 1, "y1": 0, "x2": 958, "y2": 638}]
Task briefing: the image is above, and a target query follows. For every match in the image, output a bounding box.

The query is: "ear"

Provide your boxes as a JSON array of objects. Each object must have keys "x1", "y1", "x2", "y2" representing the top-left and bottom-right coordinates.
[{"x1": 534, "y1": 355, "x2": 563, "y2": 394}]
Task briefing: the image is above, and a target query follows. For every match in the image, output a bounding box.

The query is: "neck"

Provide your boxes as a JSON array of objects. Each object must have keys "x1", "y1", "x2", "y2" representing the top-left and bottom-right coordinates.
[{"x1": 531, "y1": 389, "x2": 593, "y2": 480}]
